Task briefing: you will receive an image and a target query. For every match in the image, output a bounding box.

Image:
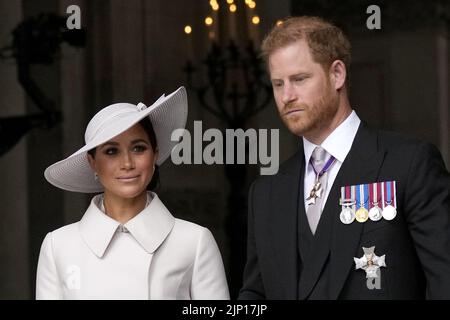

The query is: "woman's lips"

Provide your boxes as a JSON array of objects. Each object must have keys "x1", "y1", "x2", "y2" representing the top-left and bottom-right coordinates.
[{"x1": 117, "y1": 175, "x2": 140, "y2": 182}]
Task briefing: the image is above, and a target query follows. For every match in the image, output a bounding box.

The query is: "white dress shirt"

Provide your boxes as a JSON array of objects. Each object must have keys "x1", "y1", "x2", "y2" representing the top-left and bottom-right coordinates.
[
  {"x1": 36, "y1": 192, "x2": 230, "y2": 300},
  {"x1": 303, "y1": 111, "x2": 361, "y2": 212}
]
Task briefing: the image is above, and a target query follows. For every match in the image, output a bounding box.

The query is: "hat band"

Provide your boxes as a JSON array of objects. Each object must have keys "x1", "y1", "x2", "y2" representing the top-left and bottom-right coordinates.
[{"x1": 85, "y1": 108, "x2": 141, "y2": 143}]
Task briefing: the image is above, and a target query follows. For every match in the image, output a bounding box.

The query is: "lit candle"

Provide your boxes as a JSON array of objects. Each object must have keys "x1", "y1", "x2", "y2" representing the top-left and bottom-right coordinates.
[
  {"x1": 210, "y1": 0, "x2": 220, "y2": 43},
  {"x1": 245, "y1": 0, "x2": 260, "y2": 45},
  {"x1": 184, "y1": 25, "x2": 193, "y2": 60},
  {"x1": 228, "y1": 3, "x2": 237, "y2": 41},
  {"x1": 251, "y1": 15, "x2": 260, "y2": 45},
  {"x1": 205, "y1": 16, "x2": 215, "y2": 41}
]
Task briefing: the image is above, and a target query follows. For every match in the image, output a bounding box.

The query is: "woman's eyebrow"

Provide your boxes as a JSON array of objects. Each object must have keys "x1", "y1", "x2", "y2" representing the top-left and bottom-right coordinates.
[
  {"x1": 99, "y1": 141, "x2": 119, "y2": 148},
  {"x1": 131, "y1": 139, "x2": 150, "y2": 145}
]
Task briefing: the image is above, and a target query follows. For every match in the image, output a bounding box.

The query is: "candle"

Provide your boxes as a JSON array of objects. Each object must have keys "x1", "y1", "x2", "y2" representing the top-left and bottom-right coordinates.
[
  {"x1": 228, "y1": 3, "x2": 237, "y2": 41},
  {"x1": 251, "y1": 15, "x2": 260, "y2": 45},
  {"x1": 184, "y1": 25, "x2": 193, "y2": 61},
  {"x1": 245, "y1": 0, "x2": 260, "y2": 45}
]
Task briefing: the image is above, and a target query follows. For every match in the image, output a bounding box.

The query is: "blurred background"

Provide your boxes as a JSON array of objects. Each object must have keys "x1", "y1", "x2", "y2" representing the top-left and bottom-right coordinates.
[{"x1": 0, "y1": 0, "x2": 448, "y2": 299}]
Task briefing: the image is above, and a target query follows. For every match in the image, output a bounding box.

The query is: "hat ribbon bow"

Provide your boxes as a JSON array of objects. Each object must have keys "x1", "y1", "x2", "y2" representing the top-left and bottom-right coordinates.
[{"x1": 136, "y1": 102, "x2": 147, "y2": 111}]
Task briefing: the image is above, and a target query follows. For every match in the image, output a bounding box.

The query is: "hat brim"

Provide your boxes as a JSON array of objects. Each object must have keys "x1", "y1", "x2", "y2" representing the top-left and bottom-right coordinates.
[{"x1": 44, "y1": 86, "x2": 187, "y2": 193}]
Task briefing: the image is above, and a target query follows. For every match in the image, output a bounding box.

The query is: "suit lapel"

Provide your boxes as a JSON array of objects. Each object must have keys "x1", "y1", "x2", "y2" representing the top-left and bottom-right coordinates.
[
  {"x1": 329, "y1": 124, "x2": 386, "y2": 299},
  {"x1": 268, "y1": 149, "x2": 303, "y2": 299}
]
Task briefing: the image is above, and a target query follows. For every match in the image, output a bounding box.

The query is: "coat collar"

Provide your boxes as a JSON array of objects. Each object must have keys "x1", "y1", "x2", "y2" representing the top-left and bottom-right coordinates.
[{"x1": 79, "y1": 192, "x2": 175, "y2": 258}]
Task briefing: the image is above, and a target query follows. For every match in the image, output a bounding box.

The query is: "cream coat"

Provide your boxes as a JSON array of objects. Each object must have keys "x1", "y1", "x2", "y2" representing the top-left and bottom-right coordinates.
[{"x1": 36, "y1": 193, "x2": 229, "y2": 300}]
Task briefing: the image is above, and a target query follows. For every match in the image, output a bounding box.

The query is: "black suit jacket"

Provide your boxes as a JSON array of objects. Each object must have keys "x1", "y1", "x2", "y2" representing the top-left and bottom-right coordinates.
[{"x1": 239, "y1": 124, "x2": 450, "y2": 299}]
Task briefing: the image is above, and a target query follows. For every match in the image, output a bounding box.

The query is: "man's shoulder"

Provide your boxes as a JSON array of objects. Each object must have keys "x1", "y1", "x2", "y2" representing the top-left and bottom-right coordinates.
[
  {"x1": 365, "y1": 125, "x2": 444, "y2": 166},
  {"x1": 375, "y1": 128, "x2": 427, "y2": 149}
]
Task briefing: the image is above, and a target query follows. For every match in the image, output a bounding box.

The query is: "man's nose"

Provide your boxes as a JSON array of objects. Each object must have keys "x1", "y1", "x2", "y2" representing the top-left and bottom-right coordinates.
[{"x1": 281, "y1": 83, "x2": 297, "y2": 105}]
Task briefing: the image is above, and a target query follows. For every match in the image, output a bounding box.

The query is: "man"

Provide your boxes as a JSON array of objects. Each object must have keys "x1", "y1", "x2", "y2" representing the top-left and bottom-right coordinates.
[{"x1": 239, "y1": 16, "x2": 450, "y2": 299}]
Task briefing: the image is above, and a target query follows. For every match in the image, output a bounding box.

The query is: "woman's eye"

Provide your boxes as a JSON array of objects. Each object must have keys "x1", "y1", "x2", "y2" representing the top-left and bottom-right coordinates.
[
  {"x1": 133, "y1": 145, "x2": 147, "y2": 153},
  {"x1": 104, "y1": 148, "x2": 118, "y2": 155}
]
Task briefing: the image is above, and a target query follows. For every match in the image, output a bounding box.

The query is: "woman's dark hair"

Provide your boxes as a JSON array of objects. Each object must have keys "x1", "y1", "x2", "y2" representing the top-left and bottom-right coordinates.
[{"x1": 87, "y1": 117, "x2": 160, "y2": 191}]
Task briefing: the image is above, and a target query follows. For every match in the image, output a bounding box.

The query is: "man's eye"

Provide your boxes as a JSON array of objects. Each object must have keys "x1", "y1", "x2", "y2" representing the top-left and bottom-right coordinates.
[
  {"x1": 272, "y1": 82, "x2": 283, "y2": 88},
  {"x1": 294, "y1": 77, "x2": 305, "y2": 82}
]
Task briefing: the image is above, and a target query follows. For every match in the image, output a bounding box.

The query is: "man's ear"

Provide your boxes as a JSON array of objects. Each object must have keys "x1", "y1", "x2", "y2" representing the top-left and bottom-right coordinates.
[{"x1": 329, "y1": 60, "x2": 347, "y2": 91}]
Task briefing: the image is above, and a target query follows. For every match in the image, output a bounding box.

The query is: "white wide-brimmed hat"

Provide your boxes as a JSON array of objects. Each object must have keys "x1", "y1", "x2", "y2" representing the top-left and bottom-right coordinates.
[{"x1": 44, "y1": 86, "x2": 187, "y2": 193}]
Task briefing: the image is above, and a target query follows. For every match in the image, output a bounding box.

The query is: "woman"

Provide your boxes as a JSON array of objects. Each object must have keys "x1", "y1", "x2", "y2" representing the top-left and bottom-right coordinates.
[{"x1": 37, "y1": 87, "x2": 229, "y2": 299}]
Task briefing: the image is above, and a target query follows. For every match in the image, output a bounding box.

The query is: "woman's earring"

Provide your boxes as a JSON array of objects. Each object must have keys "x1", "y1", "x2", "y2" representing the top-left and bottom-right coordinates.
[
  {"x1": 153, "y1": 165, "x2": 155, "y2": 173},
  {"x1": 94, "y1": 172, "x2": 99, "y2": 181}
]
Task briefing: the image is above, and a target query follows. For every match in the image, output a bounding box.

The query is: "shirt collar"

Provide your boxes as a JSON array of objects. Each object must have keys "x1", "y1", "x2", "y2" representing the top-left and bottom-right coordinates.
[
  {"x1": 303, "y1": 110, "x2": 361, "y2": 163},
  {"x1": 79, "y1": 192, "x2": 175, "y2": 258}
]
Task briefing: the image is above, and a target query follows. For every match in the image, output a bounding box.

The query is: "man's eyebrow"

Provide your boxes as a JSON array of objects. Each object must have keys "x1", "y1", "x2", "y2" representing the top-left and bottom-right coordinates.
[{"x1": 271, "y1": 72, "x2": 310, "y2": 81}]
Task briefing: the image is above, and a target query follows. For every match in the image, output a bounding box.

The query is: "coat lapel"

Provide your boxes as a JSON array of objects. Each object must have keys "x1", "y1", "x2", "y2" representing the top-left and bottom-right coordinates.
[
  {"x1": 268, "y1": 149, "x2": 303, "y2": 299},
  {"x1": 329, "y1": 124, "x2": 386, "y2": 299}
]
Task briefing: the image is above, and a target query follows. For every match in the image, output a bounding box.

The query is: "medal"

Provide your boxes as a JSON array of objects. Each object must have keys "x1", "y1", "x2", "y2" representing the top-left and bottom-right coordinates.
[
  {"x1": 306, "y1": 179, "x2": 322, "y2": 205},
  {"x1": 382, "y1": 204, "x2": 397, "y2": 220},
  {"x1": 382, "y1": 181, "x2": 397, "y2": 220},
  {"x1": 355, "y1": 207, "x2": 369, "y2": 222},
  {"x1": 368, "y1": 182, "x2": 382, "y2": 221},
  {"x1": 339, "y1": 186, "x2": 356, "y2": 224},
  {"x1": 306, "y1": 152, "x2": 336, "y2": 206},
  {"x1": 355, "y1": 184, "x2": 369, "y2": 223},
  {"x1": 354, "y1": 246, "x2": 386, "y2": 278},
  {"x1": 369, "y1": 204, "x2": 383, "y2": 221},
  {"x1": 340, "y1": 206, "x2": 355, "y2": 224}
]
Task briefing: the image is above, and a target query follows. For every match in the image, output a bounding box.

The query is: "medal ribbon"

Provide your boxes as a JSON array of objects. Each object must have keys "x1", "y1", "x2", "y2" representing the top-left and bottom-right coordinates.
[
  {"x1": 369, "y1": 182, "x2": 382, "y2": 209},
  {"x1": 384, "y1": 181, "x2": 392, "y2": 206},
  {"x1": 351, "y1": 185, "x2": 356, "y2": 208},
  {"x1": 377, "y1": 182, "x2": 382, "y2": 206},
  {"x1": 369, "y1": 183, "x2": 374, "y2": 209},
  {"x1": 364, "y1": 184, "x2": 369, "y2": 210},
  {"x1": 346, "y1": 185, "x2": 351, "y2": 200},
  {"x1": 385, "y1": 181, "x2": 396, "y2": 207},
  {"x1": 392, "y1": 181, "x2": 397, "y2": 207},
  {"x1": 356, "y1": 184, "x2": 369, "y2": 209},
  {"x1": 340, "y1": 185, "x2": 353, "y2": 205},
  {"x1": 309, "y1": 155, "x2": 336, "y2": 179},
  {"x1": 356, "y1": 184, "x2": 361, "y2": 208}
]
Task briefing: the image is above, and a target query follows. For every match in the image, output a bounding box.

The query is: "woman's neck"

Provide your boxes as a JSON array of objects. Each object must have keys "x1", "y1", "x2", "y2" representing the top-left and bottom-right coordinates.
[{"x1": 103, "y1": 192, "x2": 148, "y2": 224}]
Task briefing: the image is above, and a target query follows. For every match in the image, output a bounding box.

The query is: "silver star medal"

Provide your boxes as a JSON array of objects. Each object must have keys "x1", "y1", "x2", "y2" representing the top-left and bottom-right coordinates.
[
  {"x1": 306, "y1": 180, "x2": 323, "y2": 205},
  {"x1": 354, "y1": 246, "x2": 386, "y2": 278}
]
